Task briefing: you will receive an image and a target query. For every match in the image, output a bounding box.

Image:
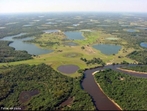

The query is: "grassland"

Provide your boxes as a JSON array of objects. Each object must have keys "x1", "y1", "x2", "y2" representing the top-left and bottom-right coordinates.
[{"x1": 0, "y1": 30, "x2": 135, "y2": 77}]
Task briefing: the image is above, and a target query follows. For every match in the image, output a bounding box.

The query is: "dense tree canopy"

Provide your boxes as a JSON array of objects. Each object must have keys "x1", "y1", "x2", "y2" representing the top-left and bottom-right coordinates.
[
  {"x1": 0, "y1": 64, "x2": 95, "y2": 110},
  {"x1": 127, "y1": 50, "x2": 147, "y2": 64},
  {"x1": 95, "y1": 69, "x2": 147, "y2": 110},
  {"x1": 122, "y1": 65, "x2": 147, "y2": 72}
]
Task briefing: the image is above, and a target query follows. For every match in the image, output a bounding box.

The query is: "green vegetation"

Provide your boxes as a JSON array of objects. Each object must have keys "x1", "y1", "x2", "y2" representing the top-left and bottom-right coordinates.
[
  {"x1": 122, "y1": 65, "x2": 147, "y2": 72},
  {"x1": 63, "y1": 52, "x2": 83, "y2": 58},
  {"x1": 13, "y1": 32, "x2": 43, "y2": 39},
  {"x1": 95, "y1": 69, "x2": 147, "y2": 110},
  {"x1": 0, "y1": 64, "x2": 95, "y2": 110},
  {"x1": 26, "y1": 32, "x2": 67, "y2": 49},
  {"x1": 75, "y1": 31, "x2": 100, "y2": 45},
  {"x1": 127, "y1": 50, "x2": 147, "y2": 64},
  {"x1": 80, "y1": 57, "x2": 105, "y2": 66},
  {"x1": 0, "y1": 41, "x2": 32, "y2": 63}
]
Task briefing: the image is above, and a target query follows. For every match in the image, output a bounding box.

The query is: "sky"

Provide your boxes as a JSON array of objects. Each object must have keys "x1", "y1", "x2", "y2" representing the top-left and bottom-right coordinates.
[{"x1": 0, "y1": 0, "x2": 147, "y2": 13}]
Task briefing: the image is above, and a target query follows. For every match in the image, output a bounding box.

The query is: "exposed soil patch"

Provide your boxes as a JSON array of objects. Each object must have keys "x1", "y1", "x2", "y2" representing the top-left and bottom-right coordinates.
[
  {"x1": 19, "y1": 89, "x2": 40, "y2": 103},
  {"x1": 63, "y1": 52, "x2": 83, "y2": 58},
  {"x1": 60, "y1": 97, "x2": 74, "y2": 107},
  {"x1": 85, "y1": 45, "x2": 96, "y2": 54}
]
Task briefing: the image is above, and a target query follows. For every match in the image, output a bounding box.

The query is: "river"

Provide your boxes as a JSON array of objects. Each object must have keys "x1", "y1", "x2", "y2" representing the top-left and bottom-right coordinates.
[{"x1": 82, "y1": 64, "x2": 147, "y2": 110}]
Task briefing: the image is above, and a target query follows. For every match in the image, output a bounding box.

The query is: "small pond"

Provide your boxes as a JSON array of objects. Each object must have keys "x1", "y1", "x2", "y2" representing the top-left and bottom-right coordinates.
[
  {"x1": 1, "y1": 33, "x2": 53, "y2": 55},
  {"x1": 57, "y1": 64, "x2": 79, "y2": 74},
  {"x1": 93, "y1": 44, "x2": 121, "y2": 55},
  {"x1": 140, "y1": 42, "x2": 147, "y2": 48},
  {"x1": 19, "y1": 89, "x2": 40, "y2": 103},
  {"x1": 23, "y1": 24, "x2": 32, "y2": 27},
  {"x1": 73, "y1": 24, "x2": 79, "y2": 26},
  {"x1": 64, "y1": 31, "x2": 84, "y2": 40}
]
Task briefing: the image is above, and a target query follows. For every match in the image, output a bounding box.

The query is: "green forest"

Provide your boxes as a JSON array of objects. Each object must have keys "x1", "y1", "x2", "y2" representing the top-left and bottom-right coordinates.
[
  {"x1": 94, "y1": 69, "x2": 147, "y2": 110},
  {"x1": 127, "y1": 50, "x2": 147, "y2": 64},
  {"x1": 0, "y1": 41, "x2": 32, "y2": 63},
  {"x1": 0, "y1": 64, "x2": 95, "y2": 110},
  {"x1": 122, "y1": 65, "x2": 147, "y2": 72}
]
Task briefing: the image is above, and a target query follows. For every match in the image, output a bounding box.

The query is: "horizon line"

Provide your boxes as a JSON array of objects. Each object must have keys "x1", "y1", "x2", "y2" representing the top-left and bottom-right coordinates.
[{"x1": 0, "y1": 11, "x2": 147, "y2": 14}]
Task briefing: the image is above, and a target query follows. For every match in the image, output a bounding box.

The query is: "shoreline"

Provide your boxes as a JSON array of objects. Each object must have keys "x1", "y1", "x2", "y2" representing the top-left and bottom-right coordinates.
[
  {"x1": 92, "y1": 71, "x2": 122, "y2": 110},
  {"x1": 117, "y1": 68, "x2": 147, "y2": 74}
]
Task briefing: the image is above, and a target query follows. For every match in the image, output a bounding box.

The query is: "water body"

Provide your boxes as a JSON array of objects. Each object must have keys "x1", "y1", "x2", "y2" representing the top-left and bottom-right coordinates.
[
  {"x1": 64, "y1": 31, "x2": 84, "y2": 40},
  {"x1": 23, "y1": 24, "x2": 32, "y2": 27},
  {"x1": 73, "y1": 24, "x2": 79, "y2": 26},
  {"x1": 82, "y1": 64, "x2": 147, "y2": 110},
  {"x1": 57, "y1": 64, "x2": 79, "y2": 74},
  {"x1": 140, "y1": 42, "x2": 147, "y2": 48},
  {"x1": 93, "y1": 44, "x2": 121, "y2": 55},
  {"x1": 126, "y1": 29, "x2": 138, "y2": 32},
  {"x1": 43, "y1": 30, "x2": 59, "y2": 33},
  {"x1": 1, "y1": 33, "x2": 52, "y2": 55}
]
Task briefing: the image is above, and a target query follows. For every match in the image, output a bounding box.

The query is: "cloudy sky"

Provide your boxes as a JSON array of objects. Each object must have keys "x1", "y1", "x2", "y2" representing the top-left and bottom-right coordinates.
[{"x1": 0, "y1": 0, "x2": 146, "y2": 13}]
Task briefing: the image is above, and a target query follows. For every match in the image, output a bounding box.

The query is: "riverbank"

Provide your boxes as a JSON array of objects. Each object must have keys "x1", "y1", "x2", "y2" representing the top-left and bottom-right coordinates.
[
  {"x1": 92, "y1": 71, "x2": 122, "y2": 110},
  {"x1": 117, "y1": 68, "x2": 147, "y2": 74}
]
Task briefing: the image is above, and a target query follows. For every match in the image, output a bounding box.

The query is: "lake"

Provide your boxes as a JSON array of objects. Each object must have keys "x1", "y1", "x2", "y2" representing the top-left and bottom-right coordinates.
[
  {"x1": 1, "y1": 33, "x2": 52, "y2": 55},
  {"x1": 64, "y1": 31, "x2": 84, "y2": 40},
  {"x1": 93, "y1": 44, "x2": 121, "y2": 55},
  {"x1": 140, "y1": 42, "x2": 147, "y2": 48}
]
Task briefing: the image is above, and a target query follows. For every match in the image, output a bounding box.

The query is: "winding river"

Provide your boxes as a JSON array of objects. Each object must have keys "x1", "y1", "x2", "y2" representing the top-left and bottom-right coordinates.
[{"x1": 82, "y1": 64, "x2": 147, "y2": 110}]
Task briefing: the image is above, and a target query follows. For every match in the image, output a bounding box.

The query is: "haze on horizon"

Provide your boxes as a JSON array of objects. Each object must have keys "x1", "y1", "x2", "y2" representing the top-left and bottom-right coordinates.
[{"x1": 0, "y1": 0, "x2": 147, "y2": 13}]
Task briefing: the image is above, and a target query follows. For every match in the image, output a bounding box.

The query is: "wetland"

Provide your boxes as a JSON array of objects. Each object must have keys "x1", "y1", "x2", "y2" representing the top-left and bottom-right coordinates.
[{"x1": 0, "y1": 12, "x2": 147, "y2": 110}]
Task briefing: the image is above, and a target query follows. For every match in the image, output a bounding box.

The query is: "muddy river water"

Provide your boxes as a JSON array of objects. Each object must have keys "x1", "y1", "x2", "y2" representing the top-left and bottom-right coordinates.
[{"x1": 82, "y1": 64, "x2": 147, "y2": 110}]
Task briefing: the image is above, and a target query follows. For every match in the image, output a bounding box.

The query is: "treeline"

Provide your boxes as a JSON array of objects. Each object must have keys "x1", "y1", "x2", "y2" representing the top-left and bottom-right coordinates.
[
  {"x1": 122, "y1": 65, "x2": 147, "y2": 72},
  {"x1": 13, "y1": 32, "x2": 43, "y2": 39},
  {"x1": 94, "y1": 69, "x2": 147, "y2": 110},
  {"x1": 0, "y1": 64, "x2": 95, "y2": 110},
  {"x1": 80, "y1": 57, "x2": 106, "y2": 66},
  {"x1": 0, "y1": 41, "x2": 32, "y2": 63},
  {"x1": 26, "y1": 39, "x2": 60, "y2": 47},
  {"x1": 127, "y1": 50, "x2": 147, "y2": 64}
]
